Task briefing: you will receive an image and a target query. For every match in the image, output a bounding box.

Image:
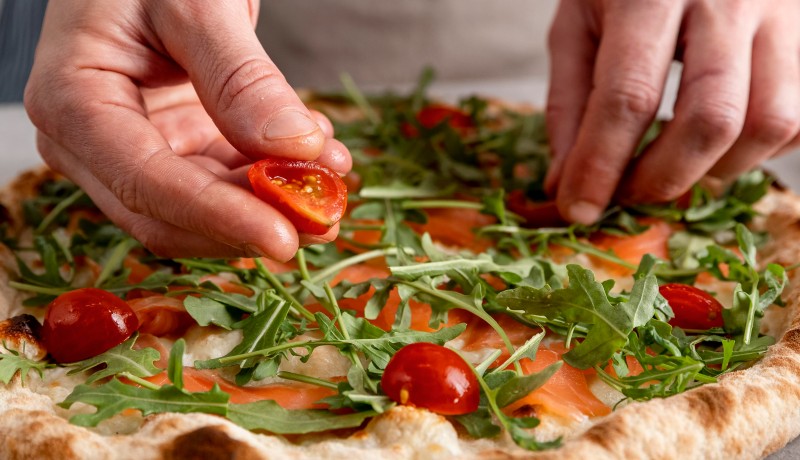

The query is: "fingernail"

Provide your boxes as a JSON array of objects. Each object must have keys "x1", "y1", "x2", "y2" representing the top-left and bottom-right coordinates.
[
  {"x1": 566, "y1": 200, "x2": 602, "y2": 225},
  {"x1": 265, "y1": 110, "x2": 320, "y2": 140}
]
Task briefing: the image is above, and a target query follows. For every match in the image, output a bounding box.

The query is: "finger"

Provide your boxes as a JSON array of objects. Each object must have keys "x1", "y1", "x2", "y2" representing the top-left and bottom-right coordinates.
[
  {"x1": 311, "y1": 110, "x2": 335, "y2": 139},
  {"x1": 30, "y1": 70, "x2": 301, "y2": 262},
  {"x1": 183, "y1": 155, "x2": 231, "y2": 177},
  {"x1": 149, "y1": 1, "x2": 326, "y2": 161},
  {"x1": 199, "y1": 137, "x2": 252, "y2": 169},
  {"x1": 620, "y1": 4, "x2": 757, "y2": 202},
  {"x1": 707, "y1": 20, "x2": 800, "y2": 180},
  {"x1": 36, "y1": 132, "x2": 257, "y2": 258},
  {"x1": 543, "y1": 0, "x2": 597, "y2": 195},
  {"x1": 148, "y1": 98, "x2": 220, "y2": 156},
  {"x1": 554, "y1": 0, "x2": 683, "y2": 223},
  {"x1": 316, "y1": 139, "x2": 353, "y2": 175},
  {"x1": 299, "y1": 223, "x2": 340, "y2": 247}
]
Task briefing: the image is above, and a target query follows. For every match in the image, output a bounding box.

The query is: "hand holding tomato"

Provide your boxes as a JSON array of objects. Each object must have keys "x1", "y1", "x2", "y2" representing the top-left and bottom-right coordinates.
[{"x1": 25, "y1": 1, "x2": 352, "y2": 260}]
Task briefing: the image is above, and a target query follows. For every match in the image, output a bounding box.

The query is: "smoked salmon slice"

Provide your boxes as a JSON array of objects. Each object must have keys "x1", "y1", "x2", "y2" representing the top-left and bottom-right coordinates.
[
  {"x1": 504, "y1": 343, "x2": 611, "y2": 421},
  {"x1": 144, "y1": 368, "x2": 337, "y2": 409}
]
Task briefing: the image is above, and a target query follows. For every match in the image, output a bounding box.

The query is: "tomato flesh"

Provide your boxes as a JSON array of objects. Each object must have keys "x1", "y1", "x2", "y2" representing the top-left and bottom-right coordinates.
[
  {"x1": 659, "y1": 283, "x2": 724, "y2": 330},
  {"x1": 381, "y1": 342, "x2": 479, "y2": 415},
  {"x1": 248, "y1": 159, "x2": 347, "y2": 235},
  {"x1": 41, "y1": 288, "x2": 140, "y2": 363}
]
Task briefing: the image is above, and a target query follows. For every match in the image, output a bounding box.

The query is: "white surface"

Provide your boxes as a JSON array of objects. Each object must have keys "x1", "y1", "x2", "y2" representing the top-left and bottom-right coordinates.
[
  {"x1": 1, "y1": 94, "x2": 800, "y2": 458},
  {"x1": 0, "y1": 104, "x2": 41, "y2": 183}
]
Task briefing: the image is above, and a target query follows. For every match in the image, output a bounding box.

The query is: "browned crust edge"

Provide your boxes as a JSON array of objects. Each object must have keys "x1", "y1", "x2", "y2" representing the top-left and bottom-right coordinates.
[{"x1": 2, "y1": 167, "x2": 800, "y2": 460}]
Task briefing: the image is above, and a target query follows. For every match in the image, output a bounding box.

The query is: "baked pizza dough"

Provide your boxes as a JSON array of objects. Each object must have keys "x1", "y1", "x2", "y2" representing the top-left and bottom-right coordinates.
[{"x1": 2, "y1": 109, "x2": 800, "y2": 459}]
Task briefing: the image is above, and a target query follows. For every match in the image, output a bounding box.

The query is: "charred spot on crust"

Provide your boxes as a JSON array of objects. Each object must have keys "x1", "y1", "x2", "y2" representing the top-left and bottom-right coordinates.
[
  {"x1": 685, "y1": 387, "x2": 734, "y2": 432},
  {"x1": 0, "y1": 314, "x2": 43, "y2": 342},
  {"x1": 163, "y1": 426, "x2": 262, "y2": 460},
  {"x1": 582, "y1": 418, "x2": 629, "y2": 451}
]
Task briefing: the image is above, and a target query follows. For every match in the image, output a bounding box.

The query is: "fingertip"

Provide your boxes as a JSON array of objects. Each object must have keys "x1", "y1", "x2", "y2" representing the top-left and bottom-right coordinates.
[
  {"x1": 261, "y1": 109, "x2": 327, "y2": 160},
  {"x1": 249, "y1": 223, "x2": 300, "y2": 262},
  {"x1": 316, "y1": 139, "x2": 353, "y2": 175},
  {"x1": 560, "y1": 199, "x2": 603, "y2": 226},
  {"x1": 310, "y1": 110, "x2": 335, "y2": 138},
  {"x1": 264, "y1": 109, "x2": 320, "y2": 140},
  {"x1": 299, "y1": 222, "x2": 340, "y2": 247}
]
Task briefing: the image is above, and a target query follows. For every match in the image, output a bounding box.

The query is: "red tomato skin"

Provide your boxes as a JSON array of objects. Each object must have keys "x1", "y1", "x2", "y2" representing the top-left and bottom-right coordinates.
[
  {"x1": 381, "y1": 343, "x2": 479, "y2": 415},
  {"x1": 659, "y1": 283, "x2": 724, "y2": 330},
  {"x1": 41, "y1": 288, "x2": 140, "y2": 363},
  {"x1": 248, "y1": 159, "x2": 348, "y2": 235},
  {"x1": 418, "y1": 105, "x2": 473, "y2": 130}
]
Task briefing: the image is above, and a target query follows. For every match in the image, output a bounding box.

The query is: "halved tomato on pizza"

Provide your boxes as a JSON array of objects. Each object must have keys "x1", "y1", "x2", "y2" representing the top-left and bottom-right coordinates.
[{"x1": 0, "y1": 76, "x2": 799, "y2": 459}]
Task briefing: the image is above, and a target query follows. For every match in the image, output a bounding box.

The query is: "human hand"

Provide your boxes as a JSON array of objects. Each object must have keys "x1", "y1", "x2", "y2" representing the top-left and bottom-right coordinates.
[
  {"x1": 545, "y1": 0, "x2": 800, "y2": 224},
  {"x1": 24, "y1": 1, "x2": 352, "y2": 260}
]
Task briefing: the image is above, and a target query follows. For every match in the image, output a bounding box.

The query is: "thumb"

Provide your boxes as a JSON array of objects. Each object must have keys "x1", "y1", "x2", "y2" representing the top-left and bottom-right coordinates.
[{"x1": 150, "y1": 1, "x2": 325, "y2": 160}]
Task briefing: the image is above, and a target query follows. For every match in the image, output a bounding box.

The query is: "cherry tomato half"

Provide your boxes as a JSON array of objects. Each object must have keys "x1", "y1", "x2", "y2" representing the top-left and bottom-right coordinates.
[
  {"x1": 41, "y1": 288, "x2": 139, "y2": 363},
  {"x1": 659, "y1": 283, "x2": 724, "y2": 330},
  {"x1": 248, "y1": 159, "x2": 348, "y2": 235},
  {"x1": 381, "y1": 342, "x2": 479, "y2": 415}
]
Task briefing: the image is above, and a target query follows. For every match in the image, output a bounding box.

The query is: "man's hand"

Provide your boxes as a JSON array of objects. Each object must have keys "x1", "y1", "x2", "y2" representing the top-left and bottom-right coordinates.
[
  {"x1": 24, "y1": 1, "x2": 352, "y2": 260},
  {"x1": 545, "y1": 0, "x2": 800, "y2": 224}
]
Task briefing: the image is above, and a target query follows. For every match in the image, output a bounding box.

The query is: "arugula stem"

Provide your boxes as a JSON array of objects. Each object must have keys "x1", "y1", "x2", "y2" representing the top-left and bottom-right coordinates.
[
  {"x1": 400, "y1": 200, "x2": 485, "y2": 211},
  {"x1": 255, "y1": 259, "x2": 315, "y2": 322},
  {"x1": 309, "y1": 248, "x2": 403, "y2": 284},
  {"x1": 174, "y1": 258, "x2": 248, "y2": 276},
  {"x1": 743, "y1": 285, "x2": 759, "y2": 346},
  {"x1": 592, "y1": 366, "x2": 626, "y2": 393},
  {"x1": 94, "y1": 238, "x2": 139, "y2": 288},
  {"x1": 118, "y1": 372, "x2": 161, "y2": 391},
  {"x1": 277, "y1": 371, "x2": 338, "y2": 390},
  {"x1": 7, "y1": 281, "x2": 68, "y2": 296},
  {"x1": 552, "y1": 238, "x2": 637, "y2": 270},
  {"x1": 396, "y1": 279, "x2": 522, "y2": 374},
  {"x1": 340, "y1": 73, "x2": 380, "y2": 125},
  {"x1": 340, "y1": 223, "x2": 386, "y2": 231},
  {"x1": 35, "y1": 189, "x2": 85, "y2": 234},
  {"x1": 474, "y1": 349, "x2": 502, "y2": 376},
  {"x1": 295, "y1": 249, "x2": 312, "y2": 281},
  {"x1": 565, "y1": 323, "x2": 576, "y2": 349}
]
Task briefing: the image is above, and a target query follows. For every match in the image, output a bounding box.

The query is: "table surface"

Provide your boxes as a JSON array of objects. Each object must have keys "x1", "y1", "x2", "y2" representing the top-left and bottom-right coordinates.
[{"x1": 2, "y1": 91, "x2": 800, "y2": 458}]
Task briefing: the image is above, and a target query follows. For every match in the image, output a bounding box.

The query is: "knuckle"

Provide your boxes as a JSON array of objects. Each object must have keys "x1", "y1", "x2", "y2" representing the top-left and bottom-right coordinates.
[
  {"x1": 744, "y1": 110, "x2": 800, "y2": 147},
  {"x1": 214, "y1": 58, "x2": 285, "y2": 113},
  {"x1": 108, "y1": 148, "x2": 171, "y2": 217},
  {"x1": 601, "y1": 79, "x2": 661, "y2": 121},
  {"x1": 641, "y1": 175, "x2": 691, "y2": 202},
  {"x1": 686, "y1": 101, "x2": 745, "y2": 150}
]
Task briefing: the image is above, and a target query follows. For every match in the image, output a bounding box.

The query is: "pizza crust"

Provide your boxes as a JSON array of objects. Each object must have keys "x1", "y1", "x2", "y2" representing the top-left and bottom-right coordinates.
[{"x1": 2, "y1": 168, "x2": 800, "y2": 459}]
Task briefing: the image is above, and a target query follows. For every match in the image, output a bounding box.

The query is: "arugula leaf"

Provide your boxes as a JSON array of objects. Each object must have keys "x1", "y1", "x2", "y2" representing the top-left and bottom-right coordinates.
[
  {"x1": 494, "y1": 362, "x2": 562, "y2": 408},
  {"x1": 228, "y1": 400, "x2": 376, "y2": 434},
  {"x1": 184, "y1": 296, "x2": 239, "y2": 330},
  {"x1": 61, "y1": 378, "x2": 229, "y2": 427},
  {"x1": 203, "y1": 294, "x2": 291, "y2": 373},
  {"x1": 67, "y1": 335, "x2": 160, "y2": 384},
  {"x1": 498, "y1": 265, "x2": 658, "y2": 368},
  {"x1": 0, "y1": 349, "x2": 50, "y2": 384}
]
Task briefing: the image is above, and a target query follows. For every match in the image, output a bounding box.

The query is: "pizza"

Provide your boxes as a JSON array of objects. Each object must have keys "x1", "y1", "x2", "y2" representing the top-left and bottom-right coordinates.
[{"x1": 1, "y1": 76, "x2": 800, "y2": 459}]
